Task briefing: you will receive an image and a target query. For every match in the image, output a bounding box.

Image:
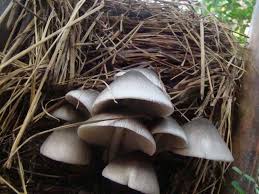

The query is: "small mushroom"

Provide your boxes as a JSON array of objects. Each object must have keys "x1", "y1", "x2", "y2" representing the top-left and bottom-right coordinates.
[
  {"x1": 102, "y1": 153, "x2": 160, "y2": 194},
  {"x1": 40, "y1": 126, "x2": 91, "y2": 165},
  {"x1": 78, "y1": 113, "x2": 156, "y2": 160},
  {"x1": 50, "y1": 104, "x2": 83, "y2": 122},
  {"x1": 92, "y1": 71, "x2": 173, "y2": 117},
  {"x1": 65, "y1": 89, "x2": 99, "y2": 116},
  {"x1": 171, "y1": 118, "x2": 234, "y2": 162},
  {"x1": 115, "y1": 67, "x2": 166, "y2": 92},
  {"x1": 151, "y1": 117, "x2": 188, "y2": 151}
]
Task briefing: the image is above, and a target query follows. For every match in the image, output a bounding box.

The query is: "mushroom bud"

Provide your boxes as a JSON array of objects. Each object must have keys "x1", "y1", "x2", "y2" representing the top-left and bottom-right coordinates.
[
  {"x1": 92, "y1": 71, "x2": 173, "y2": 117},
  {"x1": 78, "y1": 113, "x2": 156, "y2": 160},
  {"x1": 171, "y1": 118, "x2": 234, "y2": 162},
  {"x1": 102, "y1": 153, "x2": 160, "y2": 194},
  {"x1": 40, "y1": 126, "x2": 91, "y2": 165},
  {"x1": 151, "y1": 117, "x2": 188, "y2": 151}
]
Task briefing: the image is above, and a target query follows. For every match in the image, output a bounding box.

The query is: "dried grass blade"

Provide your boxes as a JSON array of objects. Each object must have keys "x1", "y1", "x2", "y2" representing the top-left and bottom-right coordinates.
[{"x1": 200, "y1": 18, "x2": 205, "y2": 99}]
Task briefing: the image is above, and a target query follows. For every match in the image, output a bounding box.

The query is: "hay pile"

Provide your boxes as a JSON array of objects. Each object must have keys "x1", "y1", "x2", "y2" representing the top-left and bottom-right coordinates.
[{"x1": 0, "y1": 0, "x2": 245, "y2": 193}]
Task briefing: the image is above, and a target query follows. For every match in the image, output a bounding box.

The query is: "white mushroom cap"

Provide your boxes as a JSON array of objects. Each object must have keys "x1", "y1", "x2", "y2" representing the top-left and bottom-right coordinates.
[
  {"x1": 102, "y1": 154, "x2": 160, "y2": 194},
  {"x1": 78, "y1": 113, "x2": 156, "y2": 156},
  {"x1": 115, "y1": 67, "x2": 166, "y2": 92},
  {"x1": 40, "y1": 126, "x2": 91, "y2": 165},
  {"x1": 50, "y1": 104, "x2": 83, "y2": 122},
  {"x1": 65, "y1": 89, "x2": 99, "y2": 116},
  {"x1": 92, "y1": 71, "x2": 173, "y2": 117},
  {"x1": 151, "y1": 117, "x2": 188, "y2": 151},
  {"x1": 171, "y1": 118, "x2": 234, "y2": 162}
]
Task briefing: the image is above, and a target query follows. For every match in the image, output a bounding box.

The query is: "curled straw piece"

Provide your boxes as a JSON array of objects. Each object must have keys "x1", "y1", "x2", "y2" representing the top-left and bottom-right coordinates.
[
  {"x1": 40, "y1": 126, "x2": 91, "y2": 165},
  {"x1": 171, "y1": 118, "x2": 234, "y2": 162},
  {"x1": 102, "y1": 153, "x2": 160, "y2": 194},
  {"x1": 92, "y1": 71, "x2": 173, "y2": 117},
  {"x1": 151, "y1": 117, "x2": 188, "y2": 151},
  {"x1": 78, "y1": 113, "x2": 156, "y2": 160}
]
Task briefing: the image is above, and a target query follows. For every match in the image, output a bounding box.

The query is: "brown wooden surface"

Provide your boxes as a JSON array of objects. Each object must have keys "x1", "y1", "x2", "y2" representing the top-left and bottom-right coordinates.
[{"x1": 225, "y1": 1, "x2": 259, "y2": 193}]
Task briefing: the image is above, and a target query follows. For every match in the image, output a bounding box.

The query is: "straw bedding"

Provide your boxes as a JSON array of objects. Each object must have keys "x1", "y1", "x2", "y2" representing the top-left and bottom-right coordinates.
[{"x1": 0, "y1": 0, "x2": 245, "y2": 193}]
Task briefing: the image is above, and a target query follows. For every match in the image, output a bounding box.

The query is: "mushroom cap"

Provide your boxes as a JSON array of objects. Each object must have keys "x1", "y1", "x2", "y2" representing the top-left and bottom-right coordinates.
[
  {"x1": 102, "y1": 154, "x2": 160, "y2": 194},
  {"x1": 40, "y1": 126, "x2": 91, "y2": 165},
  {"x1": 65, "y1": 89, "x2": 99, "y2": 116},
  {"x1": 151, "y1": 117, "x2": 188, "y2": 150},
  {"x1": 115, "y1": 67, "x2": 166, "y2": 92},
  {"x1": 92, "y1": 71, "x2": 173, "y2": 117},
  {"x1": 171, "y1": 118, "x2": 234, "y2": 162},
  {"x1": 50, "y1": 104, "x2": 83, "y2": 122},
  {"x1": 78, "y1": 113, "x2": 156, "y2": 156}
]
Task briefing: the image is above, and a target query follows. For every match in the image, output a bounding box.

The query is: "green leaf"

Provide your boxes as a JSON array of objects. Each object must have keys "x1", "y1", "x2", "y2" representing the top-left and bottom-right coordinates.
[
  {"x1": 232, "y1": 166, "x2": 243, "y2": 175},
  {"x1": 231, "y1": 181, "x2": 246, "y2": 194},
  {"x1": 243, "y1": 174, "x2": 256, "y2": 183},
  {"x1": 200, "y1": 0, "x2": 256, "y2": 43}
]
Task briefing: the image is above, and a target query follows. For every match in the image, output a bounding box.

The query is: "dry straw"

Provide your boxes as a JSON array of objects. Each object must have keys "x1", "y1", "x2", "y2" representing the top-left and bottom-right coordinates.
[{"x1": 0, "y1": 0, "x2": 245, "y2": 193}]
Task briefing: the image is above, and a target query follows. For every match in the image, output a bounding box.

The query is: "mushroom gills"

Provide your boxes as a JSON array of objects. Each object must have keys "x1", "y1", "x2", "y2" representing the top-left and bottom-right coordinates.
[{"x1": 78, "y1": 113, "x2": 156, "y2": 161}]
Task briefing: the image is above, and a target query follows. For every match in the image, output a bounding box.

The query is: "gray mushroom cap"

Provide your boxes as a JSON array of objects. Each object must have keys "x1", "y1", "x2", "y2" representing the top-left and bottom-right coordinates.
[
  {"x1": 78, "y1": 113, "x2": 156, "y2": 157},
  {"x1": 65, "y1": 89, "x2": 99, "y2": 116},
  {"x1": 115, "y1": 67, "x2": 166, "y2": 92},
  {"x1": 50, "y1": 104, "x2": 83, "y2": 122},
  {"x1": 151, "y1": 117, "x2": 188, "y2": 151},
  {"x1": 102, "y1": 154, "x2": 160, "y2": 194},
  {"x1": 171, "y1": 118, "x2": 234, "y2": 162},
  {"x1": 92, "y1": 71, "x2": 173, "y2": 117},
  {"x1": 40, "y1": 126, "x2": 91, "y2": 165}
]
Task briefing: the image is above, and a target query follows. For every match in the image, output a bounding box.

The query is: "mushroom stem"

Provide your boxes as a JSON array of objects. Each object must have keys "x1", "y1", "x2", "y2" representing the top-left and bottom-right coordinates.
[{"x1": 108, "y1": 128, "x2": 124, "y2": 161}]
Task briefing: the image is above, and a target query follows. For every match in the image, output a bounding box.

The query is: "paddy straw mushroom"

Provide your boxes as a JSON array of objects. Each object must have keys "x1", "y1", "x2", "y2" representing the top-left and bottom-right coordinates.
[
  {"x1": 171, "y1": 118, "x2": 234, "y2": 162},
  {"x1": 65, "y1": 89, "x2": 99, "y2": 116},
  {"x1": 40, "y1": 89, "x2": 100, "y2": 164},
  {"x1": 115, "y1": 67, "x2": 166, "y2": 92},
  {"x1": 50, "y1": 104, "x2": 83, "y2": 122},
  {"x1": 151, "y1": 117, "x2": 188, "y2": 151},
  {"x1": 92, "y1": 71, "x2": 173, "y2": 117},
  {"x1": 78, "y1": 113, "x2": 156, "y2": 160},
  {"x1": 102, "y1": 153, "x2": 160, "y2": 194},
  {"x1": 40, "y1": 126, "x2": 91, "y2": 165}
]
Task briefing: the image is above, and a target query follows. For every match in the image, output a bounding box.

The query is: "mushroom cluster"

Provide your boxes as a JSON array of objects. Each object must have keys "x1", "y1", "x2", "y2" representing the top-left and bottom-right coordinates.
[{"x1": 40, "y1": 67, "x2": 234, "y2": 194}]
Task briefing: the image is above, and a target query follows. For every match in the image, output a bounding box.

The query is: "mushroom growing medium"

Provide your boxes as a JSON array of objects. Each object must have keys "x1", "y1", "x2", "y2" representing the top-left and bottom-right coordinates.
[
  {"x1": 65, "y1": 89, "x2": 99, "y2": 117},
  {"x1": 171, "y1": 118, "x2": 234, "y2": 162},
  {"x1": 102, "y1": 153, "x2": 160, "y2": 194},
  {"x1": 115, "y1": 67, "x2": 166, "y2": 92},
  {"x1": 92, "y1": 71, "x2": 173, "y2": 117},
  {"x1": 78, "y1": 113, "x2": 156, "y2": 160},
  {"x1": 50, "y1": 103, "x2": 83, "y2": 122},
  {"x1": 151, "y1": 117, "x2": 188, "y2": 151},
  {"x1": 40, "y1": 126, "x2": 91, "y2": 165}
]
